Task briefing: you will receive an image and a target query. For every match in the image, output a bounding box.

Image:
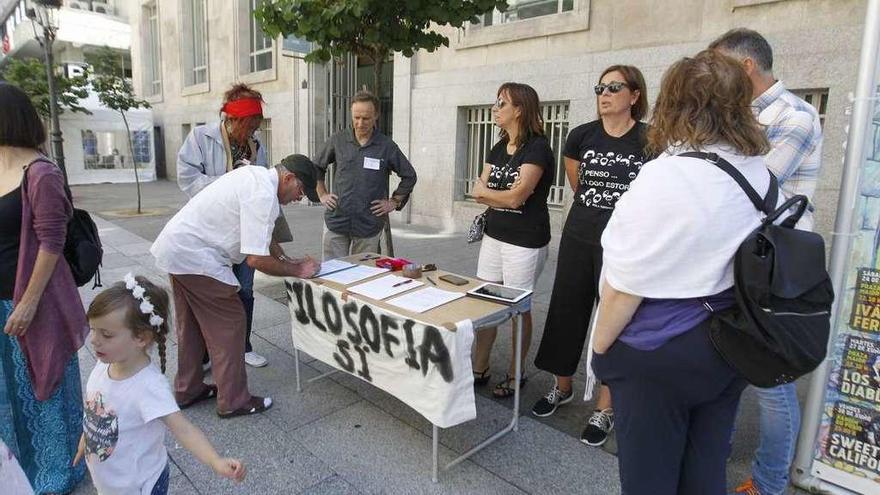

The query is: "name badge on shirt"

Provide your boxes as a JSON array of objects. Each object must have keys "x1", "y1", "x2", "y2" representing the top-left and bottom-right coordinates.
[{"x1": 363, "y1": 157, "x2": 381, "y2": 170}]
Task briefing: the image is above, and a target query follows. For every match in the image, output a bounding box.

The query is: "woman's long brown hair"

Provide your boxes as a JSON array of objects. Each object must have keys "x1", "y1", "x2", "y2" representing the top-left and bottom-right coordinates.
[
  {"x1": 497, "y1": 82, "x2": 545, "y2": 147},
  {"x1": 647, "y1": 50, "x2": 770, "y2": 157},
  {"x1": 87, "y1": 276, "x2": 171, "y2": 373}
]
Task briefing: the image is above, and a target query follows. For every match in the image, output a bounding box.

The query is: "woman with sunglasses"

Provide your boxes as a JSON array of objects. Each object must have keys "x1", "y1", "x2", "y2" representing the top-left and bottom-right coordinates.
[
  {"x1": 470, "y1": 82, "x2": 554, "y2": 398},
  {"x1": 531, "y1": 65, "x2": 649, "y2": 448}
]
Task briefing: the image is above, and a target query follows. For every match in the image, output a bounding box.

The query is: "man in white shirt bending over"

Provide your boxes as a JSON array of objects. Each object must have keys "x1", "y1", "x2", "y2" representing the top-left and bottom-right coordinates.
[{"x1": 151, "y1": 157, "x2": 320, "y2": 418}]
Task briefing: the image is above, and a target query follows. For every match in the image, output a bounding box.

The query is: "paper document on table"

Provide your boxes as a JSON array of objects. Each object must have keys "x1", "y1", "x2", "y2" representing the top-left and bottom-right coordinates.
[
  {"x1": 316, "y1": 259, "x2": 356, "y2": 277},
  {"x1": 348, "y1": 275, "x2": 424, "y2": 300},
  {"x1": 320, "y1": 265, "x2": 389, "y2": 285},
  {"x1": 386, "y1": 287, "x2": 465, "y2": 313}
]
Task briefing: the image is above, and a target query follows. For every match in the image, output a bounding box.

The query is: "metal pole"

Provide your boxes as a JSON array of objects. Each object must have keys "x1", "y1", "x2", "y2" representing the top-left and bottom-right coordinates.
[
  {"x1": 791, "y1": 1, "x2": 880, "y2": 492},
  {"x1": 42, "y1": 25, "x2": 67, "y2": 183}
]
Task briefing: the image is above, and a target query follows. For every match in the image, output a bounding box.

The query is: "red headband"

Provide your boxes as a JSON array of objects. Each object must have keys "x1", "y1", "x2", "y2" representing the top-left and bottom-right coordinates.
[{"x1": 222, "y1": 98, "x2": 263, "y2": 118}]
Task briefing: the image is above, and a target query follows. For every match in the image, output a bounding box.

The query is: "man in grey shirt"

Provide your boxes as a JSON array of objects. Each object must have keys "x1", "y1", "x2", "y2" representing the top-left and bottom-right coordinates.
[{"x1": 315, "y1": 90, "x2": 417, "y2": 260}]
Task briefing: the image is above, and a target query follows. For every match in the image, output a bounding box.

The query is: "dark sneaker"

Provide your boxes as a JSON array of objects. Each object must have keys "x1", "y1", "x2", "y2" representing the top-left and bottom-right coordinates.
[
  {"x1": 531, "y1": 385, "x2": 574, "y2": 417},
  {"x1": 580, "y1": 408, "x2": 614, "y2": 446}
]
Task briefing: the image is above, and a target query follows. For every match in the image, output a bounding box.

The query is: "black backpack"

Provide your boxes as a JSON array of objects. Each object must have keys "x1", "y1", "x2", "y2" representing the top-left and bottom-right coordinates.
[
  {"x1": 681, "y1": 152, "x2": 834, "y2": 388},
  {"x1": 23, "y1": 161, "x2": 103, "y2": 288}
]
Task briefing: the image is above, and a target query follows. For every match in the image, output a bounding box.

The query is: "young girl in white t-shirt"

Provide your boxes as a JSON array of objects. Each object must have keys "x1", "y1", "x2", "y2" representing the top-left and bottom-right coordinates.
[{"x1": 74, "y1": 274, "x2": 246, "y2": 495}]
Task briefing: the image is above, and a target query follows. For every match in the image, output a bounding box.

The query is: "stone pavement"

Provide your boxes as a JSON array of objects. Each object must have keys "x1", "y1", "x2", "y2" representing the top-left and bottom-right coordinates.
[{"x1": 67, "y1": 180, "x2": 807, "y2": 494}]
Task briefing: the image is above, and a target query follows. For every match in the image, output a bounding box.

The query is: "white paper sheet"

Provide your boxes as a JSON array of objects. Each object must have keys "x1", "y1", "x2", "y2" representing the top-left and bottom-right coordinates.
[
  {"x1": 348, "y1": 275, "x2": 424, "y2": 300},
  {"x1": 386, "y1": 287, "x2": 465, "y2": 313},
  {"x1": 320, "y1": 265, "x2": 389, "y2": 285},
  {"x1": 315, "y1": 259, "x2": 356, "y2": 277}
]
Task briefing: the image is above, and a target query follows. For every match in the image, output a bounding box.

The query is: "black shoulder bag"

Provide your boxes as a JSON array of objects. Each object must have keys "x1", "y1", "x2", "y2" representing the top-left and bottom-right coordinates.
[
  {"x1": 23, "y1": 162, "x2": 103, "y2": 288},
  {"x1": 680, "y1": 152, "x2": 834, "y2": 388}
]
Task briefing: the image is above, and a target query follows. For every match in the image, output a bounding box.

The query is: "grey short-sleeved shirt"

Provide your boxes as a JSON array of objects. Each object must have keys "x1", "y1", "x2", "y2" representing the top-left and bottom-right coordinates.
[{"x1": 315, "y1": 129, "x2": 417, "y2": 238}]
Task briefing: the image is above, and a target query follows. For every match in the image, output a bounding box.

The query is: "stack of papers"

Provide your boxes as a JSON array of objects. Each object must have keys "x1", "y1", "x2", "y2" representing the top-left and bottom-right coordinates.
[
  {"x1": 316, "y1": 259, "x2": 356, "y2": 277},
  {"x1": 348, "y1": 275, "x2": 424, "y2": 300},
  {"x1": 386, "y1": 287, "x2": 465, "y2": 313},
  {"x1": 320, "y1": 265, "x2": 389, "y2": 285}
]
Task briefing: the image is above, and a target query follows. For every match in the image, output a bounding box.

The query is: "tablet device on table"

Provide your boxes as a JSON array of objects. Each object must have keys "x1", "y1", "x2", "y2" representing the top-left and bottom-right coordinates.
[{"x1": 466, "y1": 283, "x2": 531, "y2": 304}]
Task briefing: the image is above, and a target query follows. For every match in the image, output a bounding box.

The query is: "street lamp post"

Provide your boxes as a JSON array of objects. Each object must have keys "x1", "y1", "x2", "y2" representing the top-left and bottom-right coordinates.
[{"x1": 27, "y1": 0, "x2": 67, "y2": 182}]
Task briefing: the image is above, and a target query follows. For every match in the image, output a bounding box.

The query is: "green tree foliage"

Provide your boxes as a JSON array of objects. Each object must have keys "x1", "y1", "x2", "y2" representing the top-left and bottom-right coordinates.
[
  {"x1": 91, "y1": 47, "x2": 151, "y2": 213},
  {"x1": 256, "y1": 0, "x2": 506, "y2": 93},
  {"x1": 0, "y1": 57, "x2": 90, "y2": 119}
]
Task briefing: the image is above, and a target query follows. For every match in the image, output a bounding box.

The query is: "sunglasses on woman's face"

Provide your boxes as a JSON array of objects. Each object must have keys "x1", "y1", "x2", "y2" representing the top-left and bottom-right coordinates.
[{"x1": 594, "y1": 81, "x2": 629, "y2": 95}]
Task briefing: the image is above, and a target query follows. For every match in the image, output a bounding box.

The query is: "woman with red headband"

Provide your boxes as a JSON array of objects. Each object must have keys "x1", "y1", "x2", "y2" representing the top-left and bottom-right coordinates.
[{"x1": 177, "y1": 84, "x2": 288, "y2": 371}]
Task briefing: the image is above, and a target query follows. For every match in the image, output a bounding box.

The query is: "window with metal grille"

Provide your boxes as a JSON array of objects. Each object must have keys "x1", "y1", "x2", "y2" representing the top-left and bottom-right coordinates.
[
  {"x1": 792, "y1": 88, "x2": 829, "y2": 128},
  {"x1": 248, "y1": 0, "x2": 273, "y2": 73},
  {"x1": 458, "y1": 102, "x2": 570, "y2": 207}
]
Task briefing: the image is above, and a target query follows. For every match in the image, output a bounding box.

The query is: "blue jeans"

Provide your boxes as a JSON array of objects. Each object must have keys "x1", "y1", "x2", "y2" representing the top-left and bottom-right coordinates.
[
  {"x1": 150, "y1": 461, "x2": 170, "y2": 495},
  {"x1": 233, "y1": 262, "x2": 256, "y2": 353},
  {"x1": 752, "y1": 382, "x2": 801, "y2": 495}
]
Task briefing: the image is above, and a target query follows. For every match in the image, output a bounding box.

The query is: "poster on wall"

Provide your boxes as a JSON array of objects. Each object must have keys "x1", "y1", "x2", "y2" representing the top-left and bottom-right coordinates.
[{"x1": 811, "y1": 82, "x2": 880, "y2": 493}]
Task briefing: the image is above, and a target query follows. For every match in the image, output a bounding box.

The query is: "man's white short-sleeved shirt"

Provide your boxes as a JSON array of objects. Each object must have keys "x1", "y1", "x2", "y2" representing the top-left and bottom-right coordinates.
[{"x1": 151, "y1": 166, "x2": 279, "y2": 286}]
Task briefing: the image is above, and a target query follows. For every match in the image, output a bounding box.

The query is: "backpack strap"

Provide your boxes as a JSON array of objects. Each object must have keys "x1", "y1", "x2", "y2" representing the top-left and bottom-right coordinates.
[{"x1": 679, "y1": 152, "x2": 778, "y2": 215}]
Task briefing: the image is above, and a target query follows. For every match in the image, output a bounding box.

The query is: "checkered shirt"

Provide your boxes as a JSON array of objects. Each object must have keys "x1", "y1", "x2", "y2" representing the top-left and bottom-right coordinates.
[{"x1": 752, "y1": 81, "x2": 823, "y2": 230}]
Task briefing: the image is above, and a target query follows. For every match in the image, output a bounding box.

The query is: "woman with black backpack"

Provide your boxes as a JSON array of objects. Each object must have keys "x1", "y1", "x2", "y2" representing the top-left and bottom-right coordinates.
[
  {"x1": 589, "y1": 50, "x2": 784, "y2": 494},
  {"x1": 0, "y1": 82, "x2": 88, "y2": 493}
]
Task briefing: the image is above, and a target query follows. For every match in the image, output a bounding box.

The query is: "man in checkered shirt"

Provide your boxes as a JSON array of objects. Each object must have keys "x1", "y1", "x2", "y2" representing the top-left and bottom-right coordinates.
[{"x1": 711, "y1": 28, "x2": 824, "y2": 495}]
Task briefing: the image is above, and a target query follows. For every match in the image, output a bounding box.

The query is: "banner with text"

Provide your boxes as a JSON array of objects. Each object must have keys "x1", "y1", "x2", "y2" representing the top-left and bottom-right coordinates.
[{"x1": 285, "y1": 279, "x2": 477, "y2": 428}]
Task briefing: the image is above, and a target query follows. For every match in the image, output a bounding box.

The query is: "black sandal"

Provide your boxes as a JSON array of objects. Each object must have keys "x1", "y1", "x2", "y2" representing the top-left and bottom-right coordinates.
[
  {"x1": 177, "y1": 384, "x2": 217, "y2": 409},
  {"x1": 217, "y1": 396, "x2": 273, "y2": 419},
  {"x1": 473, "y1": 367, "x2": 492, "y2": 386},
  {"x1": 492, "y1": 374, "x2": 527, "y2": 399}
]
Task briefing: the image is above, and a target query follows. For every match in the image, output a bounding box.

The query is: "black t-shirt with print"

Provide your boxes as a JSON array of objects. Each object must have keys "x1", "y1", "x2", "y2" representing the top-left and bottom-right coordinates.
[
  {"x1": 563, "y1": 120, "x2": 650, "y2": 244},
  {"x1": 484, "y1": 135, "x2": 555, "y2": 248}
]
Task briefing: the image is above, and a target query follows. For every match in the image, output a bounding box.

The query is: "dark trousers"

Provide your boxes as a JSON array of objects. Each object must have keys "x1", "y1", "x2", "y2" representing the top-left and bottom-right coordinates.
[
  {"x1": 593, "y1": 320, "x2": 747, "y2": 495},
  {"x1": 233, "y1": 262, "x2": 256, "y2": 353},
  {"x1": 202, "y1": 262, "x2": 255, "y2": 364},
  {"x1": 534, "y1": 233, "x2": 602, "y2": 376}
]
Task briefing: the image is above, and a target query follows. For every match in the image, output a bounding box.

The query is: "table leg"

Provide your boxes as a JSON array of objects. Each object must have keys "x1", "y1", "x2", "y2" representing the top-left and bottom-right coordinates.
[
  {"x1": 443, "y1": 313, "x2": 524, "y2": 471},
  {"x1": 432, "y1": 425, "x2": 440, "y2": 483},
  {"x1": 513, "y1": 313, "x2": 522, "y2": 432},
  {"x1": 294, "y1": 347, "x2": 302, "y2": 393}
]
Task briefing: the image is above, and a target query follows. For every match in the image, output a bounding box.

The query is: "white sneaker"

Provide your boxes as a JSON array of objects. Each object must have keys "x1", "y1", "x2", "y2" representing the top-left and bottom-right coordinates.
[{"x1": 245, "y1": 351, "x2": 268, "y2": 368}]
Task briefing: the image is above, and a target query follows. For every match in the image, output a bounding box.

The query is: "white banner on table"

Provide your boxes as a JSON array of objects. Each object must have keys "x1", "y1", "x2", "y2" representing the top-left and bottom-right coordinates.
[{"x1": 286, "y1": 279, "x2": 476, "y2": 427}]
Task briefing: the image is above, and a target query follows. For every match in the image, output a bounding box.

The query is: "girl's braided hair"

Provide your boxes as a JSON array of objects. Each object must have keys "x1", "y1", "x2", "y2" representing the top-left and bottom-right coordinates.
[{"x1": 86, "y1": 275, "x2": 171, "y2": 373}]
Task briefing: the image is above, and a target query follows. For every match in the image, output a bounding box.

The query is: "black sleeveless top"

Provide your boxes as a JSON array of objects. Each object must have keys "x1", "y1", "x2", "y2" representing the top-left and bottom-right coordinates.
[{"x1": 0, "y1": 185, "x2": 22, "y2": 300}]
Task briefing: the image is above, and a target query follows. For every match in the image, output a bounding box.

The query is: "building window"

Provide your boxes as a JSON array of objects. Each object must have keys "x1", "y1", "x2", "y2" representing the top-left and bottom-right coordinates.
[
  {"x1": 479, "y1": 0, "x2": 574, "y2": 26},
  {"x1": 181, "y1": 123, "x2": 192, "y2": 143},
  {"x1": 81, "y1": 129, "x2": 150, "y2": 170},
  {"x1": 143, "y1": 2, "x2": 162, "y2": 96},
  {"x1": 792, "y1": 88, "x2": 829, "y2": 128},
  {"x1": 458, "y1": 102, "x2": 570, "y2": 207},
  {"x1": 131, "y1": 130, "x2": 152, "y2": 164},
  {"x1": 182, "y1": 0, "x2": 208, "y2": 87},
  {"x1": 248, "y1": 0, "x2": 273, "y2": 73},
  {"x1": 258, "y1": 118, "x2": 272, "y2": 164}
]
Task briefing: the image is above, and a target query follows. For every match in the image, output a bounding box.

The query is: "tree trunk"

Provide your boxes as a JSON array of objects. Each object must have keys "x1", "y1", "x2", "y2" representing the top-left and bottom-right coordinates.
[{"x1": 120, "y1": 110, "x2": 142, "y2": 214}]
